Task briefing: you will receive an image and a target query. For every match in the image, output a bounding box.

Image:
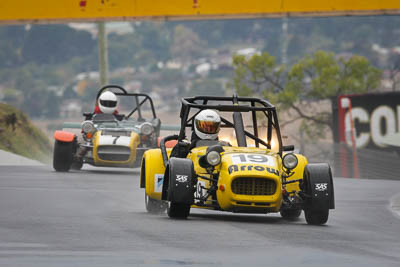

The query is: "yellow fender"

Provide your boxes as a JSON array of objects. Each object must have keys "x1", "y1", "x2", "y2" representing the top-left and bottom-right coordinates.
[
  {"x1": 283, "y1": 153, "x2": 308, "y2": 193},
  {"x1": 140, "y1": 148, "x2": 169, "y2": 200}
]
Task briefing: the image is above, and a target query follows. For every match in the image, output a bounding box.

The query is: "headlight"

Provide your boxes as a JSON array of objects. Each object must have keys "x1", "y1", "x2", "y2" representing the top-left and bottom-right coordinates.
[
  {"x1": 81, "y1": 121, "x2": 95, "y2": 134},
  {"x1": 140, "y1": 122, "x2": 154, "y2": 135},
  {"x1": 282, "y1": 153, "x2": 298, "y2": 169},
  {"x1": 206, "y1": 151, "x2": 221, "y2": 166}
]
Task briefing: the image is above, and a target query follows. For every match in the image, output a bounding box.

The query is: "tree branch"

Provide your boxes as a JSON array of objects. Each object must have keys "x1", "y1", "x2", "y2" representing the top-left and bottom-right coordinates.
[
  {"x1": 290, "y1": 103, "x2": 332, "y2": 130},
  {"x1": 280, "y1": 116, "x2": 302, "y2": 127},
  {"x1": 262, "y1": 70, "x2": 284, "y2": 91}
]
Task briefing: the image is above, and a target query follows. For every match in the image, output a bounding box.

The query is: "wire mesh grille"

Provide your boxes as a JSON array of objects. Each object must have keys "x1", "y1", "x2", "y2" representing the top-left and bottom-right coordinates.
[
  {"x1": 97, "y1": 146, "x2": 131, "y2": 161},
  {"x1": 231, "y1": 177, "x2": 276, "y2": 195}
]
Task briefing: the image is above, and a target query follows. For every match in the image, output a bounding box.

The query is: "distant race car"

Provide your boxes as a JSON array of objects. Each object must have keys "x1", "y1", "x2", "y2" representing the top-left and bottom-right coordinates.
[
  {"x1": 140, "y1": 95, "x2": 335, "y2": 225},
  {"x1": 53, "y1": 85, "x2": 176, "y2": 171}
]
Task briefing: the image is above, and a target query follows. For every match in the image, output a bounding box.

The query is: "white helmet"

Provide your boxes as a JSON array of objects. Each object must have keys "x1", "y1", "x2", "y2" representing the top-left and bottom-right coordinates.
[
  {"x1": 98, "y1": 91, "x2": 118, "y2": 114},
  {"x1": 194, "y1": 109, "x2": 221, "y2": 140}
]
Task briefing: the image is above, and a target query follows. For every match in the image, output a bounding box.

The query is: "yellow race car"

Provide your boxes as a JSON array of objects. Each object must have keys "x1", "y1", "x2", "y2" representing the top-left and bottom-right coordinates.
[
  {"x1": 140, "y1": 95, "x2": 335, "y2": 225},
  {"x1": 53, "y1": 85, "x2": 174, "y2": 171}
]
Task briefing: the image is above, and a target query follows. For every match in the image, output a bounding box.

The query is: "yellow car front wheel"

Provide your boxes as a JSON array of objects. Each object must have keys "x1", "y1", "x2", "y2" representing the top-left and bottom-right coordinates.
[
  {"x1": 280, "y1": 209, "x2": 302, "y2": 219},
  {"x1": 304, "y1": 209, "x2": 329, "y2": 225},
  {"x1": 167, "y1": 202, "x2": 190, "y2": 219}
]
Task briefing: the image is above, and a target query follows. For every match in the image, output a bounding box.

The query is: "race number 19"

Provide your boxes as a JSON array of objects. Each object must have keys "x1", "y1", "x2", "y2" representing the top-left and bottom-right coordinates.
[{"x1": 231, "y1": 154, "x2": 269, "y2": 164}]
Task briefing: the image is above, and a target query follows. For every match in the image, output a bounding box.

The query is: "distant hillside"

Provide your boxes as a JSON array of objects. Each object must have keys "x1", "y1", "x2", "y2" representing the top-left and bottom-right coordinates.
[{"x1": 0, "y1": 103, "x2": 52, "y2": 164}]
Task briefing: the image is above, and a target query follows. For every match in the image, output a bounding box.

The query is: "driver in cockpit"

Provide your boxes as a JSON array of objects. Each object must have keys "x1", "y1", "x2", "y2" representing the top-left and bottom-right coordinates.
[{"x1": 94, "y1": 91, "x2": 119, "y2": 115}]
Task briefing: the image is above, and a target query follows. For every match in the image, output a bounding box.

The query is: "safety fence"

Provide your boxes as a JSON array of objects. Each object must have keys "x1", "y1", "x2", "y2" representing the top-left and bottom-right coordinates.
[{"x1": 301, "y1": 141, "x2": 400, "y2": 180}]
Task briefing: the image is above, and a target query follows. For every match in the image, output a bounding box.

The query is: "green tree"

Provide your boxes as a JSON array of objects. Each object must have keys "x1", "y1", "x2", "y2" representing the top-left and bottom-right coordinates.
[
  {"x1": 231, "y1": 52, "x2": 285, "y2": 102},
  {"x1": 230, "y1": 50, "x2": 382, "y2": 136}
]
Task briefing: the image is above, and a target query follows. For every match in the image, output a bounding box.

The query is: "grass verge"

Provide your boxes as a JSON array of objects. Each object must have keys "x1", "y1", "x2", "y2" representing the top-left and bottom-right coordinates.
[{"x1": 0, "y1": 103, "x2": 52, "y2": 164}]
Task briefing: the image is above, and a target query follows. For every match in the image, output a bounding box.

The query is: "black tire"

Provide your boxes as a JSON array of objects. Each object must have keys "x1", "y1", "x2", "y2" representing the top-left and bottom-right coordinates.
[
  {"x1": 71, "y1": 161, "x2": 83, "y2": 170},
  {"x1": 71, "y1": 161, "x2": 83, "y2": 171},
  {"x1": 304, "y1": 209, "x2": 329, "y2": 225},
  {"x1": 280, "y1": 209, "x2": 302, "y2": 219},
  {"x1": 167, "y1": 202, "x2": 190, "y2": 219},
  {"x1": 302, "y1": 163, "x2": 334, "y2": 225},
  {"x1": 53, "y1": 140, "x2": 73, "y2": 172},
  {"x1": 145, "y1": 193, "x2": 167, "y2": 214}
]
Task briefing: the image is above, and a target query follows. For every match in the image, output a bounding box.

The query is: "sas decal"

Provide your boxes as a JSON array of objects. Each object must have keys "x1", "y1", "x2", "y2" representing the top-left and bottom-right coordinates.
[
  {"x1": 315, "y1": 183, "x2": 328, "y2": 192},
  {"x1": 176, "y1": 175, "x2": 188, "y2": 183}
]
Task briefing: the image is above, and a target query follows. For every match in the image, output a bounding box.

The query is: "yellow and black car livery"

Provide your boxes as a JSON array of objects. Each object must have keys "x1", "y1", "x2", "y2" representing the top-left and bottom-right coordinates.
[
  {"x1": 140, "y1": 95, "x2": 335, "y2": 225},
  {"x1": 53, "y1": 85, "x2": 164, "y2": 171}
]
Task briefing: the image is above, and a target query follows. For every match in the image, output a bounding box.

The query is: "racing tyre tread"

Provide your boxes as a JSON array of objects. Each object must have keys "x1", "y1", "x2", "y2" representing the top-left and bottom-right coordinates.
[
  {"x1": 145, "y1": 193, "x2": 167, "y2": 214},
  {"x1": 71, "y1": 161, "x2": 83, "y2": 170},
  {"x1": 303, "y1": 163, "x2": 333, "y2": 225},
  {"x1": 167, "y1": 202, "x2": 190, "y2": 219},
  {"x1": 53, "y1": 140, "x2": 73, "y2": 172},
  {"x1": 304, "y1": 209, "x2": 329, "y2": 225}
]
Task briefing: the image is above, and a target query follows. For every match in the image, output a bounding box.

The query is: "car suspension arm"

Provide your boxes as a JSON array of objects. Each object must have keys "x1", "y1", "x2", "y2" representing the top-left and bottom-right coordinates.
[{"x1": 196, "y1": 174, "x2": 218, "y2": 183}]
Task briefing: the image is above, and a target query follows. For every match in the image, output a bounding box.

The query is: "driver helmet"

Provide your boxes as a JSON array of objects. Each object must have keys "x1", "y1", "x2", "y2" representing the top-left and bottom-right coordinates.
[
  {"x1": 194, "y1": 109, "x2": 221, "y2": 140},
  {"x1": 98, "y1": 91, "x2": 118, "y2": 114}
]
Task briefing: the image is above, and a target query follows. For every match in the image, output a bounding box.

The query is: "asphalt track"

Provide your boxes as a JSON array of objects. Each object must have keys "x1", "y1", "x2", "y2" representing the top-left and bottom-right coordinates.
[{"x1": 0, "y1": 165, "x2": 399, "y2": 267}]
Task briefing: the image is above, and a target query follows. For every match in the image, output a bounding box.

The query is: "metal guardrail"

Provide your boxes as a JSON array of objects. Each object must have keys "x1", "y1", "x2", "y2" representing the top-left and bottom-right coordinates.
[{"x1": 62, "y1": 122, "x2": 180, "y2": 131}]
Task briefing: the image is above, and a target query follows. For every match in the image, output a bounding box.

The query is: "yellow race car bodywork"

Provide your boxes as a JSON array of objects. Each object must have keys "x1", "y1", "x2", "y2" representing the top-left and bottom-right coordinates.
[
  {"x1": 140, "y1": 95, "x2": 334, "y2": 225},
  {"x1": 142, "y1": 146, "x2": 308, "y2": 213},
  {"x1": 92, "y1": 130, "x2": 141, "y2": 167}
]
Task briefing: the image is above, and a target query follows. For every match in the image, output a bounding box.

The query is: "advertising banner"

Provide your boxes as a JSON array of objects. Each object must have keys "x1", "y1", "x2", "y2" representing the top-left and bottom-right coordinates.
[{"x1": 332, "y1": 92, "x2": 400, "y2": 179}]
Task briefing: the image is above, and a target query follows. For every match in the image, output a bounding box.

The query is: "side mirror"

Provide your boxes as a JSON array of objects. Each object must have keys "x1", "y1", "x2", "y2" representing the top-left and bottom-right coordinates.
[{"x1": 283, "y1": 145, "x2": 295, "y2": 152}]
